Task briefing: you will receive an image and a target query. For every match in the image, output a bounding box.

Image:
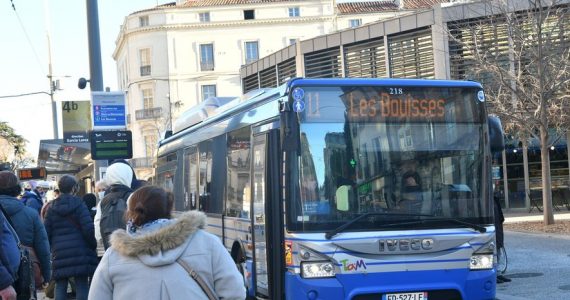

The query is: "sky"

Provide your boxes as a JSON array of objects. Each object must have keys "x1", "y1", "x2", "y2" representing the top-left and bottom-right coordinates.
[
  {"x1": 0, "y1": 0, "x2": 360, "y2": 162},
  {"x1": 0, "y1": 0, "x2": 168, "y2": 160}
]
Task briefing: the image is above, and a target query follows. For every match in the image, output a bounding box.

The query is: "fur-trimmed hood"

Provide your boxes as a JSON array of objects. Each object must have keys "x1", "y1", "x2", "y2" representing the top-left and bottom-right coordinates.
[{"x1": 109, "y1": 210, "x2": 206, "y2": 267}]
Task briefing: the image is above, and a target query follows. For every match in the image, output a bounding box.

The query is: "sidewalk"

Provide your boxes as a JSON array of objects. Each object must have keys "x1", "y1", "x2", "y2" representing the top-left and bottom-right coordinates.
[{"x1": 504, "y1": 210, "x2": 570, "y2": 223}]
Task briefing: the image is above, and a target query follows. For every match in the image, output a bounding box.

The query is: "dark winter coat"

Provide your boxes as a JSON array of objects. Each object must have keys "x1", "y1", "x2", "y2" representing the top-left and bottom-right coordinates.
[
  {"x1": 44, "y1": 193, "x2": 98, "y2": 280},
  {"x1": 0, "y1": 209, "x2": 19, "y2": 290},
  {"x1": 0, "y1": 195, "x2": 51, "y2": 282},
  {"x1": 21, "y1": 191, "x2": 43, "y2": 215}
]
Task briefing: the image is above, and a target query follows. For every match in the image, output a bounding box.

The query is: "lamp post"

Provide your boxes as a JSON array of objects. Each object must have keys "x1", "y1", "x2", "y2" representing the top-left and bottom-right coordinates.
[
  {"x1": 45, "y1": 0, "x2": 58, "y2": 139},
  {"x1": 47, "y1": 74, "x2": 58, "y2": 139}
]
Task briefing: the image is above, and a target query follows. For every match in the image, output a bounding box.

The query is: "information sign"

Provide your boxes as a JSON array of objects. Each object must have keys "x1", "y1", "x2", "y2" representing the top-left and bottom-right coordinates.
[
  {"x1": 89, "y1": 130, "x2": 132, "y2": 160},
  {"x1": 91, "y1": 92, "x2": 126, "y2": 130},
  {"x1": 17, "y1": 167, "x2": 47, "y2": 181},
  {"x1": 62, "y1": 101, "x2": 92, "y2": 143}
]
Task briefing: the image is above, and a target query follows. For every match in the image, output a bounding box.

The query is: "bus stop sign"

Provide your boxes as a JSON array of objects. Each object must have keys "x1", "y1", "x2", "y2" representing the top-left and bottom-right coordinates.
[{"x1": 89, "y1": 130, "x2": 133, "y2": 160}]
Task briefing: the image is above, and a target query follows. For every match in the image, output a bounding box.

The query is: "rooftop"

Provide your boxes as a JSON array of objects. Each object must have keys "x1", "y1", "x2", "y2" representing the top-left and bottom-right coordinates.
[
  {"x1": 402, "y1": 0, "x2": 450, "y2": 9},
  {"x1": 182, "y1": 0, "x2": 302, "y2": 7},
  {"x1": 337, "y1": 1, "x2": 399, "y2": 14}
]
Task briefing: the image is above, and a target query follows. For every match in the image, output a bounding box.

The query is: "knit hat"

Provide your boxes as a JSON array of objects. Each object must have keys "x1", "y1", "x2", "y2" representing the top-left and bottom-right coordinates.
[
  {"x1": 105, "y1": 163, "x2": 133, "y2": 187},
  {"x1": 23, "y1": 180, "x2": 37, "y2": 191}
]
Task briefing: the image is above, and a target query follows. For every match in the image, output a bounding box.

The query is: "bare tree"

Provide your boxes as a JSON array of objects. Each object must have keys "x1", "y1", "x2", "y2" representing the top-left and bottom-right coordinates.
[
  {"x1": 447, "y1": 0, "x2": 570, "y2": 224},
  {"x1": 0, "y1": 121, "x2": 27, "y2": 164}
]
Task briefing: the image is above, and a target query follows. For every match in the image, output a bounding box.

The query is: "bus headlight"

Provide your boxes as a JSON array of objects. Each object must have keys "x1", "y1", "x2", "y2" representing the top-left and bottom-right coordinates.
[
  {"x1": 301, "y1": 261, "x2": 336, "y2": 278},
  {"x1": 470, "y1": 254, "x2": 493, "y2": 270}
]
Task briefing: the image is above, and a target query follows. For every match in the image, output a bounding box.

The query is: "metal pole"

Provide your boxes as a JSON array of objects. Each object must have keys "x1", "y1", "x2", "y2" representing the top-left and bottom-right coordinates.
[
  {"x1": 44, "y1": 0, "x2": 58, "y2": 139},
  {"x1": 85, "y1": 0, "x2": 107, "y2": 183},
  {"x1": 86, "y1": 0, "x2": 103, "y2": 92}
]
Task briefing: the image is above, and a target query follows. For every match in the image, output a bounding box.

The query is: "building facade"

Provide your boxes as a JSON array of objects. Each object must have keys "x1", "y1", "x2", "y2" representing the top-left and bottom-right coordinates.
[
  {"x1": 239, "y1": 0, "x2": 570, "y2": 211},
  {"x1": 115, "y1": 0, "x2": 421, "y2": 179}
]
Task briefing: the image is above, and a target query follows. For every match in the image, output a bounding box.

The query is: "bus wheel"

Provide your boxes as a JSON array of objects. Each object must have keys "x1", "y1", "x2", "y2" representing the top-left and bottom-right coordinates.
[{"x1": 232, "y1": 247, "x2": 247, "y2": 287}]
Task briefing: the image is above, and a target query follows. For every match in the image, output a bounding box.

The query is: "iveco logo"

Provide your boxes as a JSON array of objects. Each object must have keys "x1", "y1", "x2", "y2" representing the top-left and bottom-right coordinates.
[{"x1": 379, "y1": 238, "x2": 434, "y2": 252}]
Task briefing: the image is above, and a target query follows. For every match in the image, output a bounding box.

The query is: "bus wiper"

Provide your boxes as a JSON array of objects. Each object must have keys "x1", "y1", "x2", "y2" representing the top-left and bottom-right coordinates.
[
  {"x1": 380, "y1": 217, "x2": 487, "y2": 233},
  {"x1": 324, "y1": 212, "x2": 434, "y2": 240},
  {"x1": 433, "y1": 218, "x2": 487, "y2": 233}
]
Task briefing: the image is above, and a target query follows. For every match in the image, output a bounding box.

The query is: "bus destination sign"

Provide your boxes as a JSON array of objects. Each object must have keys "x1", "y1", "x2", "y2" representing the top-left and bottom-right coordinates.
[
  {"x1": 18, "y1": 167, "x2": 47, "y2": 181},
  {"x1": 344, "y1": 91, "x2": 445, "y2": 121},
  {"x1": 89, "y1": 130, "x2": 133, "y2": 160},
  {"x1": 297, "y1": 86, "x2": 473, "y2": 123}
]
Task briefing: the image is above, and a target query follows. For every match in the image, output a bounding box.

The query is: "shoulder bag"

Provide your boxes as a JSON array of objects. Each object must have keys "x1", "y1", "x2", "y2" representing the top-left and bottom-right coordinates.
[{"x1": 176, "y1": 258, "x2": 218, "y2": 300}]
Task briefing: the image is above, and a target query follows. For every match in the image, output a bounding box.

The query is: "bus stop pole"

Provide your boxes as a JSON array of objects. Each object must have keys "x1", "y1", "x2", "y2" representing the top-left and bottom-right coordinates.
[{"x1": 86, "y1": 0, "x2": 107, "y2": 183}]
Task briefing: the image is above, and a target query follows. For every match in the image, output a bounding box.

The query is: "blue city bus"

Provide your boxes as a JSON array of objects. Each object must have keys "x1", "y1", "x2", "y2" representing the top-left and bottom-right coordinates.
[{"x1": 156, "y1": 78, "x2": 505, "y2": 300}]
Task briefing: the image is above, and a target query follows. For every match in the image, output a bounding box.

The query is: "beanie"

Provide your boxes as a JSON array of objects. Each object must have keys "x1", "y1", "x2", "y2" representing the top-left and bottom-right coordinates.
[{"x1": 105, "y1": 163, "x2": 133, "y2": 187}]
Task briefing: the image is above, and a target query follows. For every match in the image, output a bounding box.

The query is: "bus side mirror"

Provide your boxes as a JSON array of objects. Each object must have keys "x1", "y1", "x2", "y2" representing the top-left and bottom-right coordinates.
[
  {"x1": 488, "y1": 116, "x2": 505, "y2": 153},
  {"x1": 335, "y1": 185, "x2": 351, "y2": 211}
]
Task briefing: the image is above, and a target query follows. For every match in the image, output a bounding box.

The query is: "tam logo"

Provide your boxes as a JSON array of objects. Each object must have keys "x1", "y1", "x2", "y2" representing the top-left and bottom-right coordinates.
[{"x1": 341, "y1": 259, "x2": 367, "y2": 271}]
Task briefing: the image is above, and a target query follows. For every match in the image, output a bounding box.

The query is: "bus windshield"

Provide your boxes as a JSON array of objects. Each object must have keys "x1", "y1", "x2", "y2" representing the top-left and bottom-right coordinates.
[{"x1": 289, "y1": 85, "x2": 491, "y2": 233}]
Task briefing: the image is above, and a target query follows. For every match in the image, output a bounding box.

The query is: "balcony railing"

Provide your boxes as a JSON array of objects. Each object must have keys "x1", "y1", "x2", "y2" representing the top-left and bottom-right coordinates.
[
  {"x1": 200, "y1": 62, "x2": 214, "y2": 71},
  {"x1": 130, "y1": 157, "x2": 154, "y2": 169},
  {"x1": 135, "y1": 107, "x2": 162, "y2": 120},
  {"x1": 140, "y1": 65, "x2": 151, "y2": 76}
]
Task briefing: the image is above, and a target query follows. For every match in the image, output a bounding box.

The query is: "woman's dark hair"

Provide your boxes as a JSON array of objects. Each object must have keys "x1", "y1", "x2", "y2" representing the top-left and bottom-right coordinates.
[
  {"x1": 58, "y1": 175, "x2": 78, "y2": 194},
  {"x1": 125, "y1": 185, "x2": 173, "y2": 226},
  {"x1": 0, "y1": 171, "x2": 21, "y2": 197}
]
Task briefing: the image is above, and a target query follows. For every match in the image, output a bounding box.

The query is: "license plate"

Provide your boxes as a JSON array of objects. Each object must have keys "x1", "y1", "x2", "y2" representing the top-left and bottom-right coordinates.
[{"x1": 383, "y1": 292, "x2": 428, "y2": 300}]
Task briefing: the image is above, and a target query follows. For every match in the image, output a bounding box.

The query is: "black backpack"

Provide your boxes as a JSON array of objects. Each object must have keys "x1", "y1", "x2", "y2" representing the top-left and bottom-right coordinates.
[{"x1": 100, "y1": 190, "x2": 131, "y2": 249}]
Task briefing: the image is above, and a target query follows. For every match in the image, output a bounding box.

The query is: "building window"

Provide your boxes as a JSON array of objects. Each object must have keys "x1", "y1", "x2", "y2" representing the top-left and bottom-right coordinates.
[
  {"x1": 139, "y1": 15, "x2": 149, "y2": 27},
  {"x1": 289, "y1": 38, "x2": 297, "y2": 45},
  {"x1": 139, "y1": 48, "x2": 151, "y2": 76},
  {"x1": 245, "y1": 41, "x2": 259, "y2": 64},
  {"x1": 244, "y1": 9, "x2": 255, "y2": 20},
  {"x1": 144, "y1": 134, "x2": 158, "y2": 157},
  {"x1": 288, "y1": 7, "x2": 300, "y2": 17},
  {"x1": 201, "y1": 85, "x2": 217, "y2": 101},
  {"x1": 199, "y1": 12, "x2": 210, "y2": 22},
  {"x1": 200, "y1": 44, "x2": 214, "y2": 71},
  {"x1": 349, "y1": 19, "x2": 362, "y2": 28},
  {"x1": 142, "y1": 88, "x2": 154, "y2": 109}
]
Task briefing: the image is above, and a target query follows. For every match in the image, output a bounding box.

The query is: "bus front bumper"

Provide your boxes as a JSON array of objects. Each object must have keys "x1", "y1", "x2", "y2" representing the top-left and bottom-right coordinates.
[{"x1": 284, "y1": 268, "x2": 496, "y2": 300}]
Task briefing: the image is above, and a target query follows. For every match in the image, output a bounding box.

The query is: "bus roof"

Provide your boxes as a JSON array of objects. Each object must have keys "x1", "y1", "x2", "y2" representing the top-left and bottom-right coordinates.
[{"x1": 288, "y1": 77, "x2": 483, "y2": 89}]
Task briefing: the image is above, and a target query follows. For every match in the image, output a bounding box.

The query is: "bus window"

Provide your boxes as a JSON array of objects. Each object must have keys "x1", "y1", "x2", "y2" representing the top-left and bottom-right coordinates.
[
  {"x1": 184, "y1": 147, "x2": 198, "y2": 210},
  {"x1": 157, "y1": 153, "x2": 177, "y2": 194},
  {"x1": 199, "y1": 141, "x2": 212, "y2": 212},
  {"x1": 208, "y1": 135, "x2": 226, "y2": 214},
  {"x1": 226, "y1": 127, "x2": 251, "y2": 218}
]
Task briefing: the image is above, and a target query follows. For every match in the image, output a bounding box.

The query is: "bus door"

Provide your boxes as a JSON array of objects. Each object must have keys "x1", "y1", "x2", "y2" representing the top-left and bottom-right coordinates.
[
  {"x1": 183, "y1": 147, "x2": 198, "y2": 211},
  {"x1": 252, "y1": 133, "x2": 269, "y2": 296},
  {"x1": 251, "y1": 126, "x2": 283, "y2": 299}
]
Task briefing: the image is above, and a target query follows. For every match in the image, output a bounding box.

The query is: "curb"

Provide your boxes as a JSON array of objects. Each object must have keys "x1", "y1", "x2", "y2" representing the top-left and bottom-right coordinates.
[
  {"x1": 505, "y1": 229, "x2": 570, "y2": 240},
  {"x1": 495, "y1": 293, "x2": 532, "y2": 300}
]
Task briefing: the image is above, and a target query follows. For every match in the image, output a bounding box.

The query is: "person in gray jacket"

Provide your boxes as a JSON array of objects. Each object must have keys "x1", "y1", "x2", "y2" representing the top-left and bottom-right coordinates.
[{"x1": 88, "y1": 185, "x2": 245, "y2": 300}]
